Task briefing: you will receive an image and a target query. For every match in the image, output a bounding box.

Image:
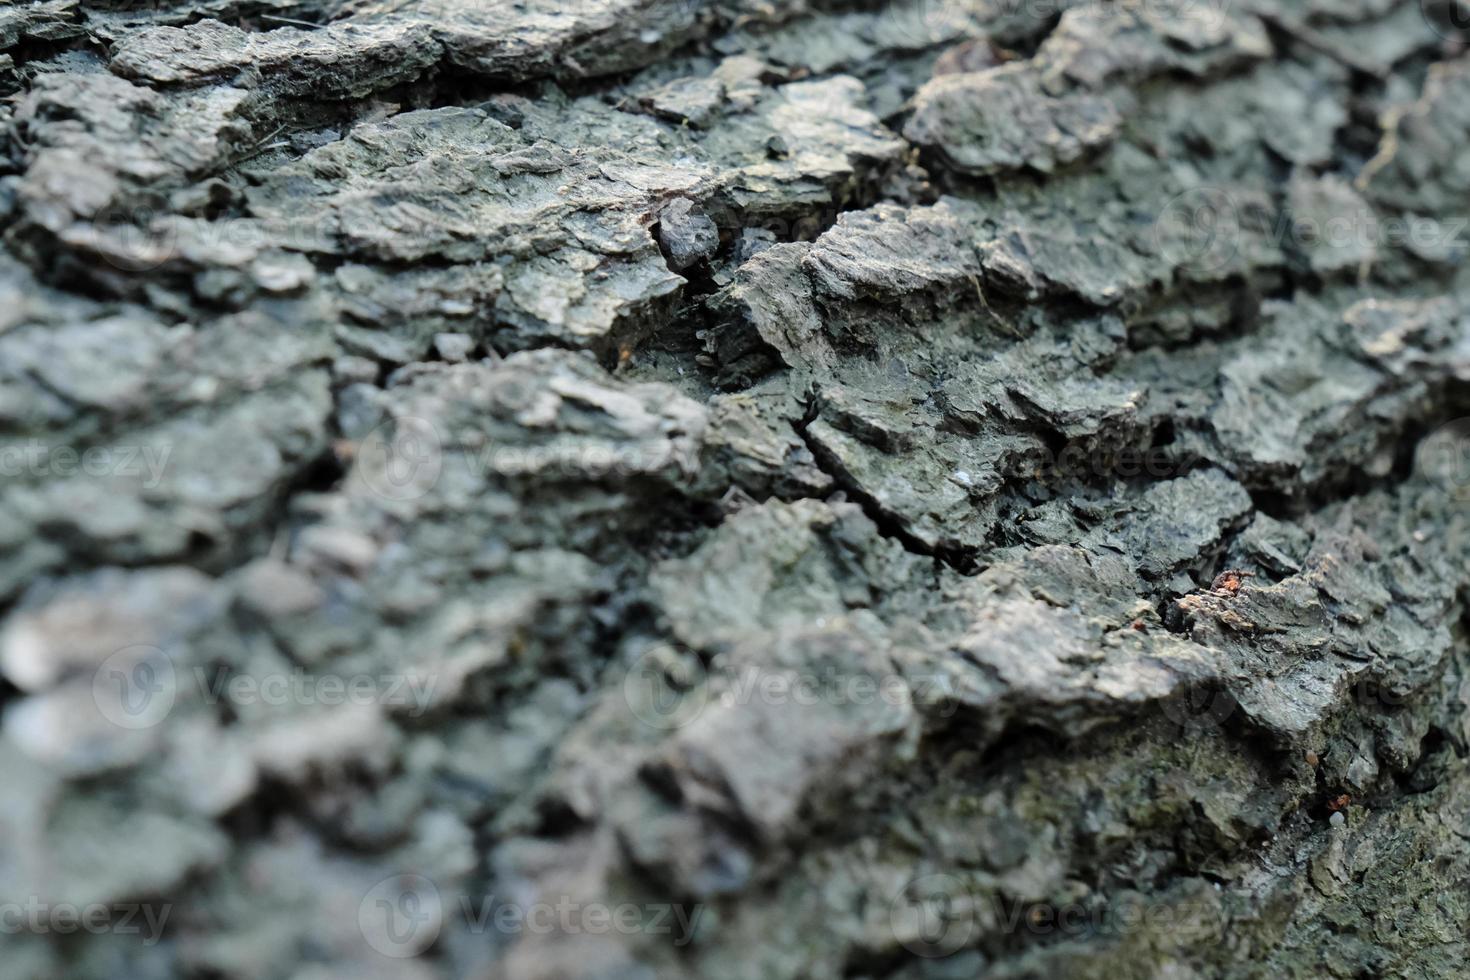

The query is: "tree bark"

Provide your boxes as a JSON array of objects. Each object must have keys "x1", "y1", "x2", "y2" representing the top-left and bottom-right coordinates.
[{"x1": 2, "y1": 1, "x2": 1469, "y2": 977}]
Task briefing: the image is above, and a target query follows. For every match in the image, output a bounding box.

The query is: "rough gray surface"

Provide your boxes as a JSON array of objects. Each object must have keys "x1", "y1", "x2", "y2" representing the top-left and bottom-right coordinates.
[{"x1": 3, "y1": 0, "x2": 1470, "y2": 978}]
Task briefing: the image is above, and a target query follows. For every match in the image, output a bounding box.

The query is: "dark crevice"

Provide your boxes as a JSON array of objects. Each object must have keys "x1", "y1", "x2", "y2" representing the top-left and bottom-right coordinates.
[{"x1": 1247, "y1": 383, "x2": 1470, "y2": 522}]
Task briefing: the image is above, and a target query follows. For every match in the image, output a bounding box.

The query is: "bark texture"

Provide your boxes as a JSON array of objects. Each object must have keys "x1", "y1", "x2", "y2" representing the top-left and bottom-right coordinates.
[{"x1": 3, "y1": 0, "x2": 1470, "y2": 977}]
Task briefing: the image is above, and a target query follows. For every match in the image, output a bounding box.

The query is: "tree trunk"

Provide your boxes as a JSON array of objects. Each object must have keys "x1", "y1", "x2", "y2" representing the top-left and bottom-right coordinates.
[{"x1": 2, "y1": 0, "x2": 1469, "y2": 977}]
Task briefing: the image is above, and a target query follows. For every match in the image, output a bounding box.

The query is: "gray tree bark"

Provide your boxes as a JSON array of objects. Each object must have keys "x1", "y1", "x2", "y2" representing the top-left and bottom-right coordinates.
[{"x1": 2, "y1": 0, "x2": 1470, "y2": 977}]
